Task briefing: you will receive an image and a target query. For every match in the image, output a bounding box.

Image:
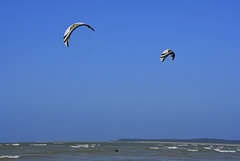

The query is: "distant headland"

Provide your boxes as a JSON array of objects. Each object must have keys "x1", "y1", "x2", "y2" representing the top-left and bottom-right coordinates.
[{"x1": 117, "y1": 138, "x2": 240, "y2": 144}]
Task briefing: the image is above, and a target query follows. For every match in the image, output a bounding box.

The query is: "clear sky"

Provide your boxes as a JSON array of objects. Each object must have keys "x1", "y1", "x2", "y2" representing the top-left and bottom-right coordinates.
[{"x1": 0, "y1": 0, "x2": 240, "y2": 142}]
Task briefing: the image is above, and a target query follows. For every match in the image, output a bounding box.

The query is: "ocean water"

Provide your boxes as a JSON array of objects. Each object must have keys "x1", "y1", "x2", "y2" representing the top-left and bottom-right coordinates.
[{"x1": 0, "y1": 141, "x2": 240, "y2": 160}]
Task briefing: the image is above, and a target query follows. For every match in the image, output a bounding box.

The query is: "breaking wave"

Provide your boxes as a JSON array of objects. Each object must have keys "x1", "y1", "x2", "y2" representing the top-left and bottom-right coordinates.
[
  {"x1": 187, "y1": 149, "x2": 198, "y2": 152},
  {"x1": 70, "y1": 144, "x2": 89, "y2": 148},
  {"x1": 149, "y1": 147, "x2": 159, "y2": 150},
  {"x1": 5, "y1": 143, "x2": 20, "y2": 146},
  {"x1": 0, "y1": 155, "x2": 20, "y2": 159},
  {"x1": 204, "y1": 147, "x2": 212, "y2": 150},
  {"x1": 30, "y1": 144, "x2": 47, "y2": 146},
  {"x1": 214, "y1": 149, "x2": 236, "y2": 153}
]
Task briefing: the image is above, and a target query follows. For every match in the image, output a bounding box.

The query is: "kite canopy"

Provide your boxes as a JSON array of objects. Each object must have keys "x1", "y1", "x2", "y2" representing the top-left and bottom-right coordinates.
[
  {"x1": 160, "y1": 49, "x2": 175, "y2": 62},
  {"x1": 63, "y1": 22, "x2": 95, "y2": 47}
]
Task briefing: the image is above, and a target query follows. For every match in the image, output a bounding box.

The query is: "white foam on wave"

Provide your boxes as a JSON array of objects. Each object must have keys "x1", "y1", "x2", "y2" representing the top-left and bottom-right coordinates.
[
  {"x1": 30, "y1": 144, "x2": 47, "y2": 146},
  {"x1": 177, "y1": 144, "x2": 184, "y2": 147},
  {"x1": 149, "y1": 147, "x2": 159, "y2": 150},
  {"x1": 70, "y1": 145, "x2": 82, "y2": 148},
  {"x1": 204, "y1": 147, "x2": 212, "y2": 150},
  {"x1": 214, "y1": 149, "x2": 236, "y2": 153},
  {"x1": 187, "y1": 149, "x2": 198, "y2": 152},
  {"x1": 89, "y1": 144, "x2": 96, "y2": 148},
  {"x1": 168, "y1": 146, "x2": 177, "y2": 149},
  {"x1": 12, "y1": 143, "x2": 20, "y2": 146},
  {"x1": 5, "y1": 143, "x2": 20, "y2": 146},
  {"x1": 0, "y1": 155, "x2": 20, "y2": 159},
  {"x1": 70, "y1": 144, "x2": 89, "y2": 148}
]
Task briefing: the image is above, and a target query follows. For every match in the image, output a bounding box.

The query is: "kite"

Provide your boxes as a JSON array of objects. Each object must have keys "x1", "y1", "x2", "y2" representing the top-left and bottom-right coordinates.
[
  {"x1": 63, "y1": 22, "x2": 95, "y2": 47},
  {"x1": 160, "y1": 49, "x2": 175, "y2": 62}
]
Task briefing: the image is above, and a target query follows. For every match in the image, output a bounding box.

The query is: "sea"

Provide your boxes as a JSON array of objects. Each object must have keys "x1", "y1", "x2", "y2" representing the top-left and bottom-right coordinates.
[{"x1": 0, "y1": 141, "x2": 240, "y2": 160}]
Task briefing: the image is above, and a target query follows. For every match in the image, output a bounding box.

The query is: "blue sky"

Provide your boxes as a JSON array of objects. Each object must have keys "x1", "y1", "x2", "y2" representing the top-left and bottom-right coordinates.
[{"x1": 0, "y1": 0, "x2": 240, "y2": 142}]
